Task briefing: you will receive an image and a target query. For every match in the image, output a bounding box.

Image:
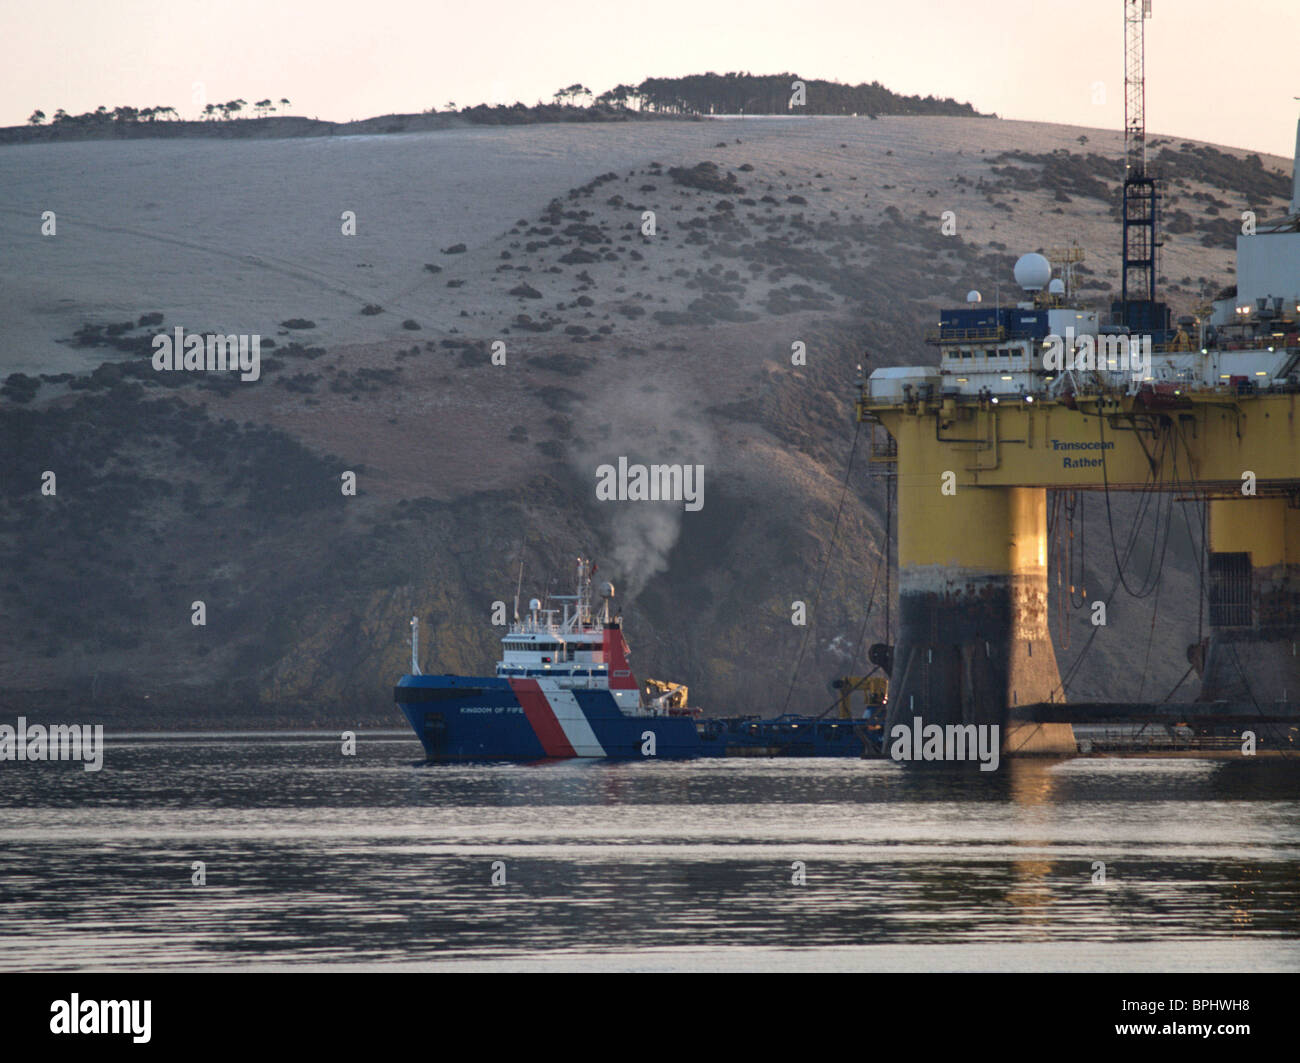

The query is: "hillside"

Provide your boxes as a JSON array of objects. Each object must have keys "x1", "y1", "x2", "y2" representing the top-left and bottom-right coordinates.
[{"x1": 0, "y1": 115, "x2": 1292, "y2": 728}]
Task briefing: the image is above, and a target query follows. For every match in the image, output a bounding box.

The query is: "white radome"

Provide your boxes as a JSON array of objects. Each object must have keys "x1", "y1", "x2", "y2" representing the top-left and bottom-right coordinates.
[{"x1": 1014, "y1": 253, "x2": 1052, "y2": 292}]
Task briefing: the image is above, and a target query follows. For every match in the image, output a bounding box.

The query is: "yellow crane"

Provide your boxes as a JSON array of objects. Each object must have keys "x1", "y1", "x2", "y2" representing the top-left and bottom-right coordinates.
[{"x1": 829, "y1": 675, "x2": 888, "y2": 719}]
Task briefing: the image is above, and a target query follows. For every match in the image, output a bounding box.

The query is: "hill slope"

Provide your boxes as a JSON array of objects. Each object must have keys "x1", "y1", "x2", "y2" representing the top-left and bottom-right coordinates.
[{"x1": 0, "y1": 115, "x2": 1292, "y2": 727}]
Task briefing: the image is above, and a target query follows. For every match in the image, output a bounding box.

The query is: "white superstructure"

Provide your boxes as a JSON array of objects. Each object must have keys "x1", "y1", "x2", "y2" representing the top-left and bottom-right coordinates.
[{"x1": 869, "y1": 117, "x2": 1300, "y2": 405}]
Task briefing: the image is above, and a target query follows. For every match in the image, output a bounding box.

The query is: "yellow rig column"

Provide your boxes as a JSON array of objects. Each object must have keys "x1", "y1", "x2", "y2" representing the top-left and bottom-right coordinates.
[
  {"x1": 889, "y1": 412, "x2": 1075, "y2": 753},
  {"x1": 1200, "y1": 497, "x2": 1300, "y2": 703},
  {"x1": 863, "y1": 387, "x2": 1300, "y2": 754}
]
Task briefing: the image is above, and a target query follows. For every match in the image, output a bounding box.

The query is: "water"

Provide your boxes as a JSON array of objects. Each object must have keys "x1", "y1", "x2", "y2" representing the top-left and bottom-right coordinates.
[{"x1": 1, "y1": 732, "x2": 1298, "y2": 971}]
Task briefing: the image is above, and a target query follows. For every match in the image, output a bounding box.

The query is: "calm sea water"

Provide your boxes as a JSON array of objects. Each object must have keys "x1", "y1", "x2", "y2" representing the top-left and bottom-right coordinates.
[{"x1": 0, "y1": 732, "x2": 1297, "y2": 972}]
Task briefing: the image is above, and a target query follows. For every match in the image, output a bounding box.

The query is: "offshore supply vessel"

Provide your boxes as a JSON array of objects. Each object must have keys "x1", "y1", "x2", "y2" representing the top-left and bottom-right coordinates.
[{"x1": 395, "y1": 558, "x2": 885, "y2": 761}]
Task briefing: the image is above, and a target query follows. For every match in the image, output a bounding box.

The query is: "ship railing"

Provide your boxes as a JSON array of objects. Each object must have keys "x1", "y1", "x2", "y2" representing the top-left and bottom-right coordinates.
[
  {"x1": 1077, "y1": 727, "x2": 1248, "y2": 753},
  {"x1": 925, "y1": 326, "x2": 1008, "y2": 344},
  {"x1": 1214, "y1": 338, "x2": 1298, "y2": 352},
  {"x1": 868, "y1": 425, "x2": 898, "y2": 465}
]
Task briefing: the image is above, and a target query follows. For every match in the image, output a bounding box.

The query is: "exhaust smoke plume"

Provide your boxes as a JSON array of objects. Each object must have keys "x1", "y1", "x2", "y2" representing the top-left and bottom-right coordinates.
[
  {"x1": 572, "y1": 381, "x2": 716, "y2": 602},
  {"x1": 609, "y1": 504, "x2": 682, "y2": 600}
]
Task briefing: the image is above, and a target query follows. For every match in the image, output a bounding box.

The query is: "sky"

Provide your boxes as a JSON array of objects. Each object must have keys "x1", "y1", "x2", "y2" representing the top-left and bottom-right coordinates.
[{"x1": 1, "y1": 0, "x2": 1296, "y2": 158}]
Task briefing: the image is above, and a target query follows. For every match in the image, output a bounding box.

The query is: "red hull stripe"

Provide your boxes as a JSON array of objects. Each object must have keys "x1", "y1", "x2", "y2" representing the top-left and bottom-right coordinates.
[{"x1": 508, "y1": 678, "x2": 576, "y2": 757}]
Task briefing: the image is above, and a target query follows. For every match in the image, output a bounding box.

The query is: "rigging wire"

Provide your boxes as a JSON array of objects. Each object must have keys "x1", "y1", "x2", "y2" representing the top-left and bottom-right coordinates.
[
  {"x1": 1166, "y1": 411, "x2": 1296, "y2": 759},
  {"x1": 810, "y1": 542, "x2": 887, "y2": 720},
  {"x1": 1227, "y1": 640, "x2": 1294, "y2": 759},
  {"x1": 806, "y1": 471, "x2": 892, "y2": 722},
  {"x1": 1102, "y1": 412, "x2": 1287, "y2": 755},
  {"x1": 779, "y1": 419, "x2": 863, "y2": 714},
  {"x1": 1097, "y1": 408, "x2": 1173, "y2": 600},
  {"x1": 1072, "y1": 489, "x2": 1088, "y2": 608},
  {"x1": 1046, "y1": 410, "x2": 1175, "y2": 701},
  {"x1": 1164, "y1": 416, "x2": 1208, "y2": 702},
  {"x1": 1137, "y1": 558, "x2": 1163, "y2": 702}
]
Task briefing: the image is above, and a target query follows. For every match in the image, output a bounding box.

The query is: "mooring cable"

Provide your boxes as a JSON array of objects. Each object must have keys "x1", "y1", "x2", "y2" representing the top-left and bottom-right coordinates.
[{"x1": 779, "y1": 418, "x2": 863, "y2": 715}]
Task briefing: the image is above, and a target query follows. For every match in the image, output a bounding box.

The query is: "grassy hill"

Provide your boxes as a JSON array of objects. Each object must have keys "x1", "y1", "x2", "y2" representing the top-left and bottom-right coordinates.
[{"x1": 0, "y1": 115, "x2": 1291, "y2": 728}]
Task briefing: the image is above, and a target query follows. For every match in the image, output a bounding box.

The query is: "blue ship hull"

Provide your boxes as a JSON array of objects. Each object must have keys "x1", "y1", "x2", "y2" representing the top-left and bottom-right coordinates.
[{"x1": 395, "y1": 674, "x2": 879, "y2": 761}]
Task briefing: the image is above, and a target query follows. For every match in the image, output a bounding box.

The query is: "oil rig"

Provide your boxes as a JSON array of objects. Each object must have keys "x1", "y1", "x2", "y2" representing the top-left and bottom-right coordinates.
[{"x1": 856, "y1": 4, "x2": 1300, "y2": 754}]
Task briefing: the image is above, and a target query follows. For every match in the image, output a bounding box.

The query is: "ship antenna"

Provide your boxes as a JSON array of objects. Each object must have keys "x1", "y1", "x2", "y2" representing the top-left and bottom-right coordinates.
[{"x1": 513, "y1": 558, "x2": 524, "y2": 622}]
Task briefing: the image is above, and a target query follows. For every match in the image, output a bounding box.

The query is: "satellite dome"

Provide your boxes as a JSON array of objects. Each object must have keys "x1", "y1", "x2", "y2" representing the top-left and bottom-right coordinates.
[
  {"x1": 966, "y1": 290, "x2": 982, "y2": 304},
  {"x1": 1048, "y1": 278, "x2": 1066, "y2": 295},
  {"x1": 601, "y1": 581, "x2": 615, "y2": 599},
  {"x1": 528, "y1": 597, "x2": 541, "y2": 612},
  {"x1": 1014, "y1": 253, "x2": 1052, "y2": 292}
]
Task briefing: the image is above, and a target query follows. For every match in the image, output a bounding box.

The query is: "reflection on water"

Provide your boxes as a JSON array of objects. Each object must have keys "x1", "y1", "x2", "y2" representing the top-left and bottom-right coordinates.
[{"x1": 0, "y1": 734, "x2": 1297, "y2": 971}]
